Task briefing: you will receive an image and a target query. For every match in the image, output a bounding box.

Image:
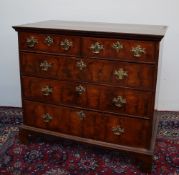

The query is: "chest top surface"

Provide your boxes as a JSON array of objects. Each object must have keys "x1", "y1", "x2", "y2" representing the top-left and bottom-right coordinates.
[{"x1": 13, "y1": 20, "x2": 167, "y2": 40}]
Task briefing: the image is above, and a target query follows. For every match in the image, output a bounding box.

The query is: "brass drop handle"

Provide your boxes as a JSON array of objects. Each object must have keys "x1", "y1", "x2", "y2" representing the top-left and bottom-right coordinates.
[
  {"x1": 26, "y1": 36, "x2": 38, "y2": 48},
  {"x1": 44, "y1": 36, "x2": 53, "y2": 46},
  {"x1": 77, "y1": 110, "x2": 86, "y2": 120},
  {"x1": 40, "y1": 60, "x2": 52, "y2": 71},
  {"x1": 90, "y1": 42, "x2": 104, "y2": 54},
  {"x1": 114, "y1": 68, "x2": 128, "y2": 80},
  {"x1": 131, "y1": 45, "x2": 146, "y2": 57},
  {"x1": 41, "y1": 86, "x2": 53, "y2": 96},
  {"x1": 113, "y1": 96, "x2": 126, "y2": 108},
  {"x1": 42, "y1": 113, "x2": 53, "y2": 123},
  {"x1": 75, "y1": 85, "x2": 86, "y2": 95},
  {"x1": 112, "y1": 41, "x2": 123, "y2": 52},
  {"x1": 76, "y1": 60, "x2": 87, "y2": 71},
  {"x1": 60, "y1": 39, "x2": 73, "y2": 50},
  {"x1": 112, "y1": 125, "x2": 124, "y2": 135}
]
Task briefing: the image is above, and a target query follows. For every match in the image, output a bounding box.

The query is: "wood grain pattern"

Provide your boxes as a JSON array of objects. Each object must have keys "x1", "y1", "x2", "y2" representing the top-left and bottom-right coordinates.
[
  {"x1": 20, "y1": 52, "x2": 156, "y2": 90},
  {"x1": 19, "y1": 32, "x2": 80, "y2": 56},
  {"x1": 82, "y1": 37, "x2": 157, "y2": 62},
  {"x1": 22, "y1": 76, "x2": 153, "y2": 118},
  {"x1": 23, "y1": 100, "x2": 151, "y2": 148},
  {"x1": 13, "y1": 20, "x2": 166, "y2": 173}
]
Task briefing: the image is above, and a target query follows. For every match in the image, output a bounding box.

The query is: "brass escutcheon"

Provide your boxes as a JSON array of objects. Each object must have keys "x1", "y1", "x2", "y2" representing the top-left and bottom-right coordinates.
[
  {"x1": 41, "y1": 86, "x2": 53, "y2": 96},
  {"x1": 40, "y1": 60, "x2": 52, "y2": 71},
  {"x1": 75, "y1": 85, "x2": 86, "y2": 95},
  {"x1": 90, "y1": 42, "x2": 104, "y2": 54},
  {"x1": 42, "y1": 113, "x2": 53, "y2": 123},
  {"x1": 112, "y1": 41, "x2": 123, "y2": 52},
  {"x1": 60, "y1": 39, "x2": 73, "y2": 50},
  {"x1": 76, "y1": 60, "x2": 87, "y2": 71},
  {"x1": 26, "y1": 36, "x2": 38, "y2": 48},
  {"x1": 44, "y1": 36, "x2": 53, "y2": 46},
  {"x1": 112, "y1": 125, "x2": 124, "y2": 135},
  {"x1": 131, "y1": 45, "x2": 146, "y2": 57},
  {"x1": 113, "y1": 96, "x2": 126, "y2": 108},
  {"x1": 114, "y1": 68, "x2": 128, "y2": 80},
  {"x1": 77, "y1": 110, "x2": 86, "y2": 120}
]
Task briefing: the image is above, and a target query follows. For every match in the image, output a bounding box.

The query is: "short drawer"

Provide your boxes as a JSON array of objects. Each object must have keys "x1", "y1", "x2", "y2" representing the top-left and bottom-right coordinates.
[
  {"x1": 82, "y1": 37, "x2": 156, "y2": 63},
  {"x1": 20, "y1": 52, "x2": 156, "y2": 90},
  {"x1": 22, "y1": 77, "x2": 153, "y2": 118},
  {"x1": 19, "y1": 32, "x2": 80, "y2": 56},
  {"x1": 23, "y1": 100, "x2": 151, "y2": 149}
]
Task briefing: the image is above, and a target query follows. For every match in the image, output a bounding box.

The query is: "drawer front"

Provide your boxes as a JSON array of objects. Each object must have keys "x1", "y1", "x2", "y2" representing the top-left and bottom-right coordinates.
[
  {"x1": 20, "y1": 52, "x2": 60, "y2": 78},
  {"x1": 23, "y1": 100, "x2": 151, "y2": 148},
  {"x1": 21, "y1": 52, "x2": 156, "y2": 90},
  {"x1": 19, "y1": 32, "x2": 80, "y2": 56},
  {"x1": 22, "y1": 77, "x2": 153, "y2": 117},
  {"x1": 82, "y1": 37, "x2": 156, "y2": 63}
]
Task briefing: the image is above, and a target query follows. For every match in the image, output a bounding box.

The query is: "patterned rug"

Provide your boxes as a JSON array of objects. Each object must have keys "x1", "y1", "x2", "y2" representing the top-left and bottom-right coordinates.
[{"x1": 0, "y1": 107, "x2": 178, "y2": 175}]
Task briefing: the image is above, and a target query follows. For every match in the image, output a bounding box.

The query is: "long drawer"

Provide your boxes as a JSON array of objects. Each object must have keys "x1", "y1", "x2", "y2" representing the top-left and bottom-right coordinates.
[
  {"x1": 23, "y1": 100, "x2": 151, "y2": 149},
  {"x1": 20, "y1": 52, "x2": 156, "y2": 90},
  {"x1": 22, "y1": 76, "x2": 153, "y2": 118}
]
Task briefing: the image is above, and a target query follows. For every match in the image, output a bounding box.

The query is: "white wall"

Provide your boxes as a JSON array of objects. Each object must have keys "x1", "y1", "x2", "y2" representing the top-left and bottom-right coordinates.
[{"x1": 0, "y1": 0, "x2": 179, "y2": 110}]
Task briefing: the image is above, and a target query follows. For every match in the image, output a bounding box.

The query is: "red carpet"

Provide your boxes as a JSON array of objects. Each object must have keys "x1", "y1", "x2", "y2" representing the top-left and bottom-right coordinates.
[{"x1": 0, "y1": 108, "x2": 178, "y2": 175}]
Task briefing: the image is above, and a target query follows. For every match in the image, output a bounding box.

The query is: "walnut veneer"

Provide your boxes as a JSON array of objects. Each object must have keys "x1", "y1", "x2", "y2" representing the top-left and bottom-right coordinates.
[{"x1": 13, "y1": 20, "x2": 167, "y2": 172}]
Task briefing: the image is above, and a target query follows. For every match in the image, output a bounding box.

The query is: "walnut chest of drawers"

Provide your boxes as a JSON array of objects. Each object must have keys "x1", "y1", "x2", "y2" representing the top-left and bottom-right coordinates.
[{"x1": 13, "y1": 20, "x2": 167, "y2": 172}]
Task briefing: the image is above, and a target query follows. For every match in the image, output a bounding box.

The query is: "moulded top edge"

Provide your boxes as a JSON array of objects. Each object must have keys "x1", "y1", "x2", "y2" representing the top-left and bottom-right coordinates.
[{"x1": 13, "y1": 20, "x2": 167, "y2": 37}]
